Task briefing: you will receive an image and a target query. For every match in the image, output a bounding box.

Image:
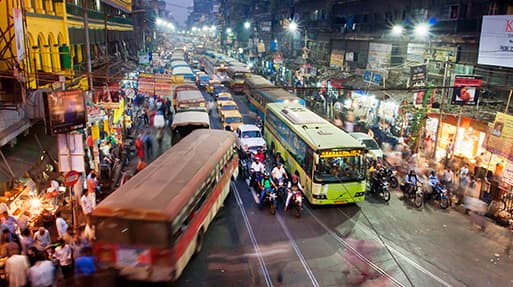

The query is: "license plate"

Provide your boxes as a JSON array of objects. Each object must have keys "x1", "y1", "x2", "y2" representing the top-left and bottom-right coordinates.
[{"x1": 335, "y1": 200, "x2": 347, "y2": 204}]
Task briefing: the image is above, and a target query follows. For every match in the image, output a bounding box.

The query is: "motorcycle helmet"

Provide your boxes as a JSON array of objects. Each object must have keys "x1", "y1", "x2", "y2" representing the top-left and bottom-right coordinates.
[
  {"x1": 431, "y1": 170, "x2": 436, "y2": 176},
  {"x1": 291, "y1": 175, "x2": 298, "y2": 182},
  {"x1": 264, "y1": 172, "x2": 270, "y2": 177},
  {"x1": 409, "y1": 169, "x2": 416, "y2": 175}
]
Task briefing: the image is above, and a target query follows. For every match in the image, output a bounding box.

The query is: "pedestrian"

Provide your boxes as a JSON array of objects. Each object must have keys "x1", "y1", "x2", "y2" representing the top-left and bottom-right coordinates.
[
  {"x1": 5, "y1": 244, "x2": 29, "y2": 287},
  {"x1": 27, "y1": 246, "x2": 41, "y2": 266},
  {"x1": 156, "y1": 128, "x2": 164, "y2": 152},
  {"x1": 17, "y1": 211, "x2": 30, "y2": 234},
  {"x1": 495, "y1": 160, "x2": 505, "y2": 181},
  {"x1": 144, "y1": 131, "x2": 154, "y2": 161},
  {"x1": 74, "y1": 246, "x2": 96, "y2": 276},
  {"x1": 55, "y1": 238, "x2": 73, "y2": 279},
  {"x1": 28, "y1": 251, "x2": 55, "y2": 287},
  {"x1": 20, "y1": 228, "x2": 34, "y2": 255},
  {"x1": 135, "y1": 135, "x2": 145, "y2": 160},
  {"x1": 1, "y1": 211, "x2": 18, "y2": 236},
  {"x1": 474, "y1": 152, "x2": 484, "y2": 179},
  {"x1": 458, "y1": 164, "x2": 469, "y2": 185},
  {"x1": 80, "y1": 192, "x2": 93, "y2": 226},
  {"x1": 55, "y1": 211, "x2": 69, "y2": 241},
  {"x1": 33, "y1": 227, "x2": 51, "y2": 251}
]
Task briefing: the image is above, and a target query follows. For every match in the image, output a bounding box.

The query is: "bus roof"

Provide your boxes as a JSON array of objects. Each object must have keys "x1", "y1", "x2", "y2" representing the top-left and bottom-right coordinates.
[
  {"x1": 172, "y1": 67, "x2": 193, "y2": 75},
  {"x1": 171, "y1": 111, "x2": 210, "y2": 129},
  {"x1": 266, "y1": 103, "x2": 364, "y2": 150},
  {"x1": 176, "y1": 90, "x2": 204, "y2": 102},
  {"x1": 246, "y1": 75, "x2": 273, "y2": 89},
  {"x1": 93, "y1": 130, "x2": 235, "y2": 221},
  {"x1": 171, "y1": 60, "x2": 189, "y2": 67},
  {"x1": 228, "y1": 65, "x2": 251, "y2": 73}
]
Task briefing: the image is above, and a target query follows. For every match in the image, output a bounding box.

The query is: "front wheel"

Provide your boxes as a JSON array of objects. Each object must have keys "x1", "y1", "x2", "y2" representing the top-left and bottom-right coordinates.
[
  {"x1": 390, "y1": 177, "x2": 399, "y2": 189},
  {"x1": 382, "y1": 190, "x2": 391, "y2": 202},
  {"x1": 194, "y1": 229, "x2": 204, "y2": 255},
  {"x1": 414, "y1": 194, "x2": 423, "y2": 208},
  {"x1": 440, "y1": 197, "x2": 449, "y2": 209},
  {"x1": 270, "y1": 202, "x2": 276, "y2": 215},
  {"x1": 295, "y1": 204, "x2": 301, "y2": 218}
]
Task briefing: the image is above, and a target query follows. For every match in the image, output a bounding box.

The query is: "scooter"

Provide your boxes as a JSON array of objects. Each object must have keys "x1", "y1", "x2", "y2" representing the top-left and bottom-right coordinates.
[
  {"x1": 261, "y1": 187, "x2": 278, "y2": 215},
  {"x1": 288, "y1": 186, "x2": 303, "y2": 218},
  {"x1": 383, "y1": 167, "x2": 399, "y2": 189}
]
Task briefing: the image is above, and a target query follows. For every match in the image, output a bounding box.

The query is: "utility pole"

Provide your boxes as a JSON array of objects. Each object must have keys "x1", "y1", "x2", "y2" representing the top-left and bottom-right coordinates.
[
  {"x1": 433, "y1": 57, "x2": 450, "y2": 159},
  {"x1": 82, "y1": 0, "x2": 93, "y2": 91}
]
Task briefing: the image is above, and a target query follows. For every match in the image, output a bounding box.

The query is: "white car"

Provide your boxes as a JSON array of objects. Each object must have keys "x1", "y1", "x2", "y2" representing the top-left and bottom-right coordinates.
[
  {"x1": 350, "y1": 132, "x2": 383, "y2": 160},
  {"x1": 235, "y1": 124, "x2": 266, "y2": 153}
]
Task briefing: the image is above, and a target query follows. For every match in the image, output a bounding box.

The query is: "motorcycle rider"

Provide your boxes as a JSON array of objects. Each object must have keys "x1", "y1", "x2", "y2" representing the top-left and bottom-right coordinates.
[
  {"x1": 259, "y1": 172, "x2": 277, "y2": 209},
  {"x1": 272, "y1": 162, "x2": 288, "y2": 183},
  {"x1": 284, "y1": 175, "x2": 303, "y2": 212},
  {"x1": 404, "y1": 169, "x2": 421, "y2": 196},
  {"x1": 254, "y1": 147, "x2": 266, "y2": 163},
  {"x1": 250, "y1": 157, "x2": 265, "y2": 187},
  {"x1": 428, "y1": 170, "x2": 439, "y2": 193}
]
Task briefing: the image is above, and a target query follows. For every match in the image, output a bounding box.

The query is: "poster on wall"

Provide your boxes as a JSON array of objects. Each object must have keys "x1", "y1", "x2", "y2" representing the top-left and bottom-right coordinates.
[
  {"x1": 13, "y1": 9, "x2": 25, "y2": 62},
  {"x1": 407, "y1": 43, "x2": 426, "y2": 63},
  {"x1": 367, "y1": 43, "x2": 392, "y2": 77},
  {"x1": 451, "y1": 76, "x2": 482, "y2": 105},
  {"x1": 43, "y1": 90, "x2": 87, "y2": 134},
  {"x1": 485, "y1": 112, "x2": 513, "y2": 162},
  {"x1": 478, "y1": 15, "x2": 513, "y2": 68},
  {"x1": 330, "y1": 50, "x2": 345, "y2": 68}
]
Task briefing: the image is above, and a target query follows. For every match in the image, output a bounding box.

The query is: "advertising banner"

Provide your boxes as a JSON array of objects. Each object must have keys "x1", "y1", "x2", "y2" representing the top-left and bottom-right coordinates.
[
  {"x1": 330, "y1": 50, "x2": 345, "y2": 68},
  {"x1": 43, "y1": 90, "x2": 87, "y2": 134},
  {"x1": 407, "y1": 43, "x2": 426, "y2": 63},
  {"x1": 13, "y1": 9, "x2": 25, "y2": 62},
  {"x1": 257, "y1": 42, "x2": 266, "y2": 53},
  {"x1": 451, "y1": 76, "x2": 482, "y2": 105},
  {"x1": 486, "y1": 112, "x2": 513, "y2": 161},
  {"x1": 410, "y1": 65, "x2": 427, "y2": 86},
  {"x1": 478, "y1": 15, "x2": 513, "y2": 68},
  {"x1": 57, "y1": 134, "x2": 85, "y2": 173},
  {"x1": 367, "y1": 43, "x2": 392, "y2": 77}
]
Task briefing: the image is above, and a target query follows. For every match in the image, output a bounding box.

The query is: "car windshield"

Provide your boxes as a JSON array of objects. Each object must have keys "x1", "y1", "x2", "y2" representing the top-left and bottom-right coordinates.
[
  {"x1": 242, "y1": 130, "x2": 262, "y2": 138},
  {"x1": 221, "y1": 105, "x2": 238, "y2": 110},
  {"x1": 226, "y1": 117, "x2": 242, "y2": 123},
  {"x1": 362, "y1": 139, "x2": 380, "y2": 150},
  {"x1": 314, "y1": 155, "x2": 365, "y2": 183},
  {"x1": 218, "y1": 96, "x2": 232, "y2": 101}
]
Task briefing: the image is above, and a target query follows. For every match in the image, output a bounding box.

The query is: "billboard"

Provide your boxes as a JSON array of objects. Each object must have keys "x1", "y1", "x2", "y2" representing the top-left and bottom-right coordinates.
[
  {"x1": 451, "y1": 76, "x2": 482, "y2": 106},
  {"x1": 410, "y1": 65, "x2": 427, "y2": 86},
  {"x1": 43, "y1": 90, "x2": 87, "y2": 134},
  {"x1": 367, "y1": 43, "x2": 392, "y2": 77},
  {"x1": 330, "y1": 50, "x2": 345, "y2": 68},
  {"x1": 486, "y1": 112, "x2": 513, "y2": 162},
  {"x1": 478, "y1": 15, "x2": 513, "y2": 68}
]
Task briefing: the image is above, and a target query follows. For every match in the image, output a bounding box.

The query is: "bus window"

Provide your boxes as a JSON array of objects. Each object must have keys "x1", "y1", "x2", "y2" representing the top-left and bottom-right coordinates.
[
  {"x1": 133, "y1": 221, "x2": 168, "y2": 247},
  {"x1": 96, "y1": 217, "x2": 130, "y2": 245}
]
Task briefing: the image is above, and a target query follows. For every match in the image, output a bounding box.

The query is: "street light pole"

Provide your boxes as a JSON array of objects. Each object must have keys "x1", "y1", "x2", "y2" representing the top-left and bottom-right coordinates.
[{"x1": 433, "y1": 57, "x2": 450, "y2": 159}]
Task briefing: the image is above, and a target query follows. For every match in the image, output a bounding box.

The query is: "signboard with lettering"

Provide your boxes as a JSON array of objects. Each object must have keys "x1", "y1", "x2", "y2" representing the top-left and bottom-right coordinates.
[
  {"x1": 410, "y1": 65, "x2": 427, "y2": 86},
  {"x1": 367, "y1": 43, "x2": 392, "y2": 77},
  {"x1": 451, "y1": 75, "x2": 482, "y2": 106},
  {"x1": 330, "y1": 50, "x2": 345, "y2": 68},
  {"x1": 320, "y1": 150, "x2": 362, "y2": 158},
  {"x1": 478, "y1": 15, "x2": 513, "y2": 68},
  {"x1": 486, "y1": 112, "x2": 513, "y2": 161}
]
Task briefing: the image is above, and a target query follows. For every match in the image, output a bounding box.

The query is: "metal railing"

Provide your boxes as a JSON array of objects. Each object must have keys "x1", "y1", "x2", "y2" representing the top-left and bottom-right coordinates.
[{"x1": 65, "y1": 3, "x2": 132, "y2": 25}]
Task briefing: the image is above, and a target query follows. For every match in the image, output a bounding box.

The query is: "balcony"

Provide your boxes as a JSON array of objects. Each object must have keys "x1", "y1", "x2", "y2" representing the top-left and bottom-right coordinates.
[{"x1": 65, "y1": 3, "x2": 133, "y2": 25}]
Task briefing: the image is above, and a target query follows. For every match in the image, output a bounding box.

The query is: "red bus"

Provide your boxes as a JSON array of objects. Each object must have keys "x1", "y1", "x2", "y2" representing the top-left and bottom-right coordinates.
[{"x1": 92, "y1": 129, "x2": 239, "y2": 282}]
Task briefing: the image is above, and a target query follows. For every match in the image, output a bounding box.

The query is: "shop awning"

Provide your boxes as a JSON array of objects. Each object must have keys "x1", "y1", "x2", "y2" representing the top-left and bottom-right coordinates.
[{"x1": 0, "y1": 126, "x2": 58, "y2": 184}]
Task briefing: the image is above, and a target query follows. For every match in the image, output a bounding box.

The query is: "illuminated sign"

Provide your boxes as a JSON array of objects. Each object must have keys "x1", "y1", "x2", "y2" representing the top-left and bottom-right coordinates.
[{"x1": 320, "y1": 150, "x2": 362, "y2": 158}]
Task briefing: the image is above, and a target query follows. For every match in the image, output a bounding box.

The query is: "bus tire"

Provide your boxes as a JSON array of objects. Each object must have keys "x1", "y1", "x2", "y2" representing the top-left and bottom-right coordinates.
[{"x1": 194, "y1": 228, "x2": 205, "y2": 255}]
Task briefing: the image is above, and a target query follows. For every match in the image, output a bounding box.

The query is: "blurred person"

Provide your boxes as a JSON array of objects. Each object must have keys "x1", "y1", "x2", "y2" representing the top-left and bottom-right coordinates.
[
  {"x1": 441, "y1": 167, "x2": 454, "y2": 186},
  {"x1": 80, "y1": 192, "x2": 93, "y2": 226},
  {"x1": 144, "y1": 131, "x2": 154, "y2": 161},
  {"x1": 55, "y1": 238, "x2": 73, "y2": 279},
  {"x1": 404, "y1": 170, "x2": 421, "y2": 197},
  {"x1": 474, "y1": 152, "x2": 484, "y2": 179},
  {"x1": 33, "y1": 227, "x2": 51, "y2": 251},
  {"x1": 28, "y1": 251, "x2": 55, "y2": 287},
  {"x1": 495, "y1": 161, "x2": 505, "y2": 181},
  {"x1": 17, "y1": 211, "x2": 30, "y2": 234},
  {"x1": 135, "y1": 134, "x2": 145, "y2": 160},
  {"x1": 1, "y1": 211, "x2": 19, "y2": 236},
  {"x1": 271, "y1": 162, "x2": 288, "y2": 182},
  {"x1": 458, "y1": 165, "x2": 469, "y2": 185},
  {"x1": 20, "y1": 228, "x2": 34, "y2": 256},
  {"x1": 74, "y1": 246, "x2": 96, "y2": 276},
  {"x1": 254, "y1": 148, "x2": 266, "y2": 163},
  {"x1": 5, "y1": 244, "x2": 29, "y2": 287},
  {"x1": 27, "y1": 246, "x2": 41, "y2": 266}
]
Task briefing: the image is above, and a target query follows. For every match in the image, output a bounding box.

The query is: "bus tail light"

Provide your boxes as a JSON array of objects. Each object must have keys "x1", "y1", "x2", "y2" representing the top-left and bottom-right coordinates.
[{"x1": 151, "y1": 249, "x2": 173, "y2": 267}]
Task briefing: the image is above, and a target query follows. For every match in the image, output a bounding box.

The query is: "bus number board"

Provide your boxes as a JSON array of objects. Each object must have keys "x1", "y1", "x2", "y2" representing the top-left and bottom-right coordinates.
[{"x1": 320, "y1": 150, "x2": 361, "y2": 158}]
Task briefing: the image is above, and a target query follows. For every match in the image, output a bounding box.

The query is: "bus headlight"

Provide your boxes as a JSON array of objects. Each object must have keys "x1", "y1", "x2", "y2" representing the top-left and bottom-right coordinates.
[
  {"x1": 354, "y1": 192, "x2": 365, "y2": 197},
  {"x1": 313, "y1": 194, "x2": 327, "y2": 199}
]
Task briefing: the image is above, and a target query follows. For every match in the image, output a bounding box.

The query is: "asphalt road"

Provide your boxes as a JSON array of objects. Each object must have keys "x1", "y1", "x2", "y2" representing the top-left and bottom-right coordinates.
[{"x1": 146, "y1": 89, "x2": 513, "y2": 287}]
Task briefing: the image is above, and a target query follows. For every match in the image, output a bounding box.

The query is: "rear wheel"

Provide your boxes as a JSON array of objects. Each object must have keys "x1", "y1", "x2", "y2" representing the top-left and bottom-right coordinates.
[
  {"x1": 270, "y1": 202, "x2": 276, "y2": 215},
  {"x1": 390, "y1": 177, "x2": 399, "y2": 189},
  {"x1": 194, "y1": 229, "x2": 204, "y2": 255},
  {"x1": 440, "y1": 197, "x2": 449, "y2": 209}
]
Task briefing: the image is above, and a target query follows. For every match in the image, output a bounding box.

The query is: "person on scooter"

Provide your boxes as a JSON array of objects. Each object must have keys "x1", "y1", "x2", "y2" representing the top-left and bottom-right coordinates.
[
  {"x1": 250, "y1": 157, "x2": 265, "y2": 187},
  {"x1": 285, "y1": 175, "x2": 303, "y2": 212},
  {"x1": 254, "y1": 148, "x2": 266, "y2": 163},
  {"x1": 259, "y1": 172, "x2": 277, "y2": 209},
  {"x1": 272, "y1": 162, "x2": 288, "y2": 183},
  {"x1": 428, "y1": 170, "x2": 439, "y2": 193},
  {"x1": 404, "y1": 169, "x2": 421, "y2": 196}
]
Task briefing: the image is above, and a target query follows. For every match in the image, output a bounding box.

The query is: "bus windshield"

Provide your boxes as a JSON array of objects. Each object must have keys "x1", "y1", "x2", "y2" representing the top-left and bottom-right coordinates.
[{"x1": 314, "y1": 155, "x2": 365, "y2": 183}]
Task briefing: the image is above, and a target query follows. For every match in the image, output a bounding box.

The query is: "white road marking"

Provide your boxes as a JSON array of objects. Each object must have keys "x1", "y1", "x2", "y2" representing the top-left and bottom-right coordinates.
[
  {"x1": 232, "y1": 182, "x2": 274, "y2": 287},
  {"x1": 334, "y1": 207, "x2": 454, "y2": 287},
  {"x1": 276, "y1": 213, "x2": 321, "y2": 287}
]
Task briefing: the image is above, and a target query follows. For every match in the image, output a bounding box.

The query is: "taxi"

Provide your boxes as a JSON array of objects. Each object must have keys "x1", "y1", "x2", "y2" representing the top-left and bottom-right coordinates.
[
  {"x1": 216, "y1": 92, "x2": 234, "y2": 109},
  {"x1": 217, "y1": 100, "x2": 239, "y2": 115},
  {"x1": 206, "y1": 79, "x2": 224, "y2": 96},
  {"x1": 221, "y1": 110, "x2": 244, "y2": 131}
]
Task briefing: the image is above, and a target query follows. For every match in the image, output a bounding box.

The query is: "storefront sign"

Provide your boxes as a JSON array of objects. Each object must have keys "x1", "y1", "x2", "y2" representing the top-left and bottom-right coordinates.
[
  {"x1": 330, "y1": 50, "x2": 345, "y2": 68},
  {"x1": 63, "y1": 170, "x2": 80, "y2": 187},
  {"x1": 363, "y1": 70, "x2": 372, "y2": 82},
  {"x1": 57, "y1": 134, "x2": 85, "y2": 172},
  {"x1": 503, "y1": 162, "x2": 513, "y2": 185},
  {"x1": 367, "y1": 43, "x2": 392, "y2": 77},
  {"x1": 478, "y1": 15, "x2": 513, "y2": 68},
  {"x1": 257, "y1": 42, "x2": 266, "y2": 53},
  {"x1": 345, "y1": 52, "x2": 355, "y2": 62},
  {"x1": 13, "y1": 9, "x2": 25, "y2": 62},
  {"x1": 407, "y1": 43, "x2": 426, "y2": 63},
  {"x1": 91, "y1": 124, "x2": 100, "y2": 141},
  {"x1": 486, "y1": 112, "x2": 513, "y2": 161},
  {"x1": 426, "y1": 46, "x2": 459, "y2": 63},
  {"x1": 451, "y1": 76, "x2": 482, "y2": 105},
  {"x1": 410, "y1": 65, "x2": 427, "y2": 86}
]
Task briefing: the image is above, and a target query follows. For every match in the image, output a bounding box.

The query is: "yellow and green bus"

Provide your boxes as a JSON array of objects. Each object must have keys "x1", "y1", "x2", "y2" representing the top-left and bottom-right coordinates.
[{"x1": 264, "y1": 103, "x2": 367, "y2": 205}]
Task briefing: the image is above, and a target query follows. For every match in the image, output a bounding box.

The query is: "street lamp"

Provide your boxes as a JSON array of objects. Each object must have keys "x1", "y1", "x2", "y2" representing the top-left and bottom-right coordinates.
[
  {"x1": 414, "y1": 23, "x2": 430, "y2": 37},
  {"x1": 244, "y1": 21, "x2": 251, "y2": 29},
  {"x1": 210, "y1": 25, "x2": 216, "y2": 31},
  {"x1": 226, "y1": 28, "x2": 232, "y2": 34},
  {"x1": 391, "y1": 25, "x2": 404, "y2": 36},
  {"x1": 288, "y1": 21, "x2": 298, "y2": 32}
]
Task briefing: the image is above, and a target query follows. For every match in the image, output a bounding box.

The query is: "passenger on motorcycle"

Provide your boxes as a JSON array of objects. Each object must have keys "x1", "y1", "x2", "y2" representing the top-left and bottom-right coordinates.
[
  {"x1": 259, "y1": 172, "x2": 277, "y2": 209},
  {"x1": 428, "y1": 170, "x2": 439, "y2": 192},
  {"x1": 404, "y1": 169, "x2": 421, "y2": 195},
  {"x1": 254, "y1": 148, "x2": 266, "y2": 163},
  {"x1": 250, "y1": 157, "x2": 265, "y2": 174},
  {"x1": 370, "y1": 167, "x2": 384, "y2": 192},
  {"x1": 284, "y1": 175, "x2": 304, "y2": 212},
  {"x1": 272, "y1": 162, "x2": 288, "y2": 182}
]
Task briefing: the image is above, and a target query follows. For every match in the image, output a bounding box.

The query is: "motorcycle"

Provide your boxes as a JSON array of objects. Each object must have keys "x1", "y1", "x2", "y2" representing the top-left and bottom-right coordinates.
[
  {"x1": 400, "y1": 182, "x2": 424, "y2": 208},
  {"x1": 261, "y1": 187, "x2": 278, "y2": 215},
  {"x1": 383, "y1": 167, "x2": 399, "y2": 189},
  {"x1": 288, "y1": 186, "x2": 303, "y2": 218},
  {"x1": 426, "y1": 183, "x2": 450, "y2": 209},
  {"x1": 275, "y1": 177, "x2": 288, "y2": 205},
  {"x1": 368, "y1": 177, "x2": 391, "y2": 202}
]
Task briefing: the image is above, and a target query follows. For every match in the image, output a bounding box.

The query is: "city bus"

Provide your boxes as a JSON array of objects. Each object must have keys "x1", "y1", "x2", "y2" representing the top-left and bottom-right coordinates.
[
  {"x1": 227, "y1": 65, "x2": 251, "y2": 93},
  {"x1": 200, "y1": 55, "x2": 229, "y2": 83},
  {"x1": 92, "y1": 129, "x2": 239, "y2": 282},
  {"x1": 245, "y1": 75, "x2": 305, "y2": 118},
  {"x1": 175, "y1": 89, "x2": 207, "y2": 113},
  {"x1": 264, "y1": 102, "x2": 367, "y2": 205}
]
